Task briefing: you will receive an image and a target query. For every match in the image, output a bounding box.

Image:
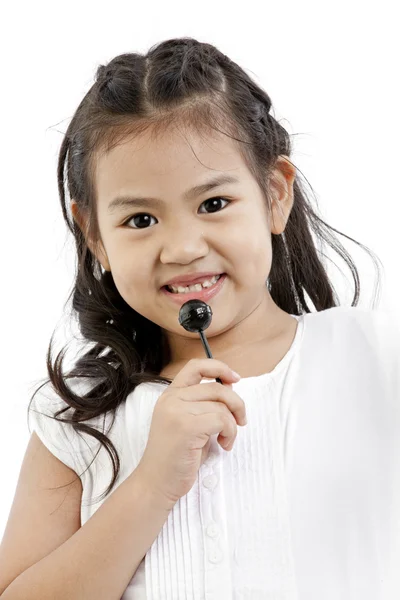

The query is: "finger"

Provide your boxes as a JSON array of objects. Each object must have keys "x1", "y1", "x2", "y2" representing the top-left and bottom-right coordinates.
[
  {"x1": 193, "y1": 412, "x2": 237, "y2": 449},
  {"x1": 169, "y1": 358, "x2": 241, "y2": 388},
  {"x1": 180, "y1": 382, "x2": 247, "y2": 426}
]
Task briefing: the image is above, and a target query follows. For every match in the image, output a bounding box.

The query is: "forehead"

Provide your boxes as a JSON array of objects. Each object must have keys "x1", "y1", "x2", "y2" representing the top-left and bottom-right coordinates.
[{"x1": 94, "y1": 126, "x2": 249, "y2": 203}]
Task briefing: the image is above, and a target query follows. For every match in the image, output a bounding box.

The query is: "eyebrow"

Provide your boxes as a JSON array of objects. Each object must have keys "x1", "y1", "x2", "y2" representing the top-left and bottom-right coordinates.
[{"x1": 107, "y1": 174, "x2": 240, "y2": 213}]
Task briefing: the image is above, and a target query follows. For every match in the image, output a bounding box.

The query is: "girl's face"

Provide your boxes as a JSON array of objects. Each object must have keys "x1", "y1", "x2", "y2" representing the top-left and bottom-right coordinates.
[{"x1": 72, "y1": 125, "x2": 296, "y2": 361}]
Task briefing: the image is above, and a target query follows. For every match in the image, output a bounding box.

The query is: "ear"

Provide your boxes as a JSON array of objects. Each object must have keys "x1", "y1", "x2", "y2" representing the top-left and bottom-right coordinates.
[
  {"x1": 70, "y1": 200, "x2": 111, "y2": 271},
  {"x1": 268, "y1": 155, "x2": 296, "y2": 235}
]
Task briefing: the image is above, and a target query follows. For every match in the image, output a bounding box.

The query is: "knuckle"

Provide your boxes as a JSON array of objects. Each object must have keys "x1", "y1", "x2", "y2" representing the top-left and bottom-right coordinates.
[
  {"x1": 219, "y1": 413, "x2": 229, "y2": 429},
  {"x1": 225, "y1": 411, "x2": 236, "y2": 428},
  {"x1": 210, "y1": 381, "x2": 223, "y2": 393}
]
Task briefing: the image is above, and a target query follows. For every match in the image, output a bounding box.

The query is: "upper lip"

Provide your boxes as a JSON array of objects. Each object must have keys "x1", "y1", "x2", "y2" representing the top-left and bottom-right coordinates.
[{"x1": 162, "y1": 272, "x2": 224, "y2": 287}]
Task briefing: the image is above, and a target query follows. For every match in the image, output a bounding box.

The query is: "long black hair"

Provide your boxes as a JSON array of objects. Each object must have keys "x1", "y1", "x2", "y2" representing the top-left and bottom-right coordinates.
[{"x1": 28, "y1": 37, "x2": 382, "y2": 503}]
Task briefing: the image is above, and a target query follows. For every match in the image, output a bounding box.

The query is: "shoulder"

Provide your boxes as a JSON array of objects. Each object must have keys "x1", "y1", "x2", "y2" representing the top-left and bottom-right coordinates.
[
  {"x1": 29, "y1": 377, "x2": 100, "y2": 424},
  {"x1": 124, "y1": 380, "x2": 169, "y2": 420},
  {"x1": 28, "y1": 377, "x2": 110, "y2": 456},
  {"x1": 303, "y1": 305, "x2": 400, "y2": 370},
  {"x1": 304, "y1": 304, "x2": 399, "y2": 340},
  {"x1": 29, "y1": 379, "x2": 74, "y2": 430}
]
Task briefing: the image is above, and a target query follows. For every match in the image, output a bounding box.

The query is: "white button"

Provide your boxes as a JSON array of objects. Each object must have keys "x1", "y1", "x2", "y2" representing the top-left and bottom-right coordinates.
[
  {"x1": 202, "y1": 474, "x2": 218, "y2": 489},
  {"x1": 206, "y1": 522, "x2": 219, "y2": 538},
  {"x1": 208, "y1": 547, "x2": 224, "y2": 563}
]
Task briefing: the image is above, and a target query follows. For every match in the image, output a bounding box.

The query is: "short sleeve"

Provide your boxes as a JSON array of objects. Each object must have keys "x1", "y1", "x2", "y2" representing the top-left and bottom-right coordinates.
[
  {"x1": 352, "y1": 306, "x2": 400, "y2": 402},
  {"x1": 28, "y1": 381, "x2": 85, "y2": 475},
  {"x1": 364, "y1": 307, "x2": 400, "y2": 370}
]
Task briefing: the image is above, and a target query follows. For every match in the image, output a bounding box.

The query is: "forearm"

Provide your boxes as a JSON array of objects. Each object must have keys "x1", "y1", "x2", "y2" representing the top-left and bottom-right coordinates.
[{"x1": 2, "y1": 467, "x2": 173, "y2": 600}]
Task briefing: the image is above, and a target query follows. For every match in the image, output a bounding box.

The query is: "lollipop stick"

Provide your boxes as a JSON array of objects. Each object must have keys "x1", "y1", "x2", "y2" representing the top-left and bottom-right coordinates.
[
  {"x1": 199, "y1": 330, "x2": 223, "y2": 384},
  {"x1": 199, "y1": 330, "x2": 212, "y2": 358}
]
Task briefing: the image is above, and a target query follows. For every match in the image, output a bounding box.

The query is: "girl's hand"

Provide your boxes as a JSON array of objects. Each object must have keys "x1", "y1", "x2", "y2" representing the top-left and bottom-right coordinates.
[{"x1": 136, "y1": 358, "x2": 247, "y2": 508}]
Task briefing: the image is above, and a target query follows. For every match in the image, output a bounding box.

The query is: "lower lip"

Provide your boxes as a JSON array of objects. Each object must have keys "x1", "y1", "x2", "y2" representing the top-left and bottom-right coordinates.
[{"x1": 161, "y1": 274, "x2": 227, "y2": 305}]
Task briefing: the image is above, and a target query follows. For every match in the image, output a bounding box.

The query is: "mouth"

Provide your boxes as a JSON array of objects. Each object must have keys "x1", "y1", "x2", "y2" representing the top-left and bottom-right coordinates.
[{"x1": 161, "y1": 273, "x2": 227, "y2": 304}]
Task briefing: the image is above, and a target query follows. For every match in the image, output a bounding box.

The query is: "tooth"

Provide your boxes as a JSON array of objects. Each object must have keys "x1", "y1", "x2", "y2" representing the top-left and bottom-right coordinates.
[{"x1": 168, "y1": 274, "x2": 220, "y2": 293}]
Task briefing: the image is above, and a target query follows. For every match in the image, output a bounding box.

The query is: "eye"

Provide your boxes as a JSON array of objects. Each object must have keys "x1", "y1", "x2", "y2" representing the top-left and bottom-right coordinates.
[
  {"x1": 121, "y1": 196, "x2": 231, "y2": 229},
  {"x1": 122, "y1": 213, "x2": 156, "y2": 229},
  {"x1": 198, "y1": 196, "x2": 231, "y2": 214}
]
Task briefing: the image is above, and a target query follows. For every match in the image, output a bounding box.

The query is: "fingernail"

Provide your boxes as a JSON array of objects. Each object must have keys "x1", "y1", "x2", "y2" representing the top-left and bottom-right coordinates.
[{"x1": 231, "y1": 370, "x2": 241, "y2": 380}]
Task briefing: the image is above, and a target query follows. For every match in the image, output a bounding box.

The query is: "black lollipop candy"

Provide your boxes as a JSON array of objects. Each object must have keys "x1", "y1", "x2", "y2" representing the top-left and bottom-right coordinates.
[{"x1": 178, "y1": 299, "x2": 223, "y2": 384}]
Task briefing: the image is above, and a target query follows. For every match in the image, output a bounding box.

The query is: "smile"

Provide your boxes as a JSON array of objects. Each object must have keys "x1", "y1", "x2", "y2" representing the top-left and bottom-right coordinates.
[{"x1": 161, "y1": 273, "x2": 227, "y2": 305}]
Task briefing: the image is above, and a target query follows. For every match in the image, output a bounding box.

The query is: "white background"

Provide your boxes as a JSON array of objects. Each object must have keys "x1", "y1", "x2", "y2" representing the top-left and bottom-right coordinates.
[{"x1": 1, "y1": 0, "x2": 398, "y2": 541}]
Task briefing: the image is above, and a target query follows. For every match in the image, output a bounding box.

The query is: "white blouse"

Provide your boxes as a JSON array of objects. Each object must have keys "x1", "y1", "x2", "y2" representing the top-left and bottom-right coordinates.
[{"x1": 29, "y1": 305, "x2": 400, "y2": 599}]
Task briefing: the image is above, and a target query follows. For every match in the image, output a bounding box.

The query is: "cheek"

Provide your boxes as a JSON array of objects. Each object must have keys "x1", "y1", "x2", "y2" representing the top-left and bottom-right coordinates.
[
  {"x1": 109, "y1": 254, "x2": 152, "y2": 299},
  {"x1": 226, "y1": 222, "x2": 272, "y2": 271}
]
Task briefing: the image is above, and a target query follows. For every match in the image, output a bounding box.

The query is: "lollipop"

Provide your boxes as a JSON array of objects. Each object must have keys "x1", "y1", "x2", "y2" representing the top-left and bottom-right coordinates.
[{"x1": 178, "y1": 299, "x2": 222, "y2": 384}]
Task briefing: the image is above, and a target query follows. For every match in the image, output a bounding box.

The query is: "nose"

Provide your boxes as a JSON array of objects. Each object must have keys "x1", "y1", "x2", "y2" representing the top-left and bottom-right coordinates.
[{"x1": 159, "y1": 221, "x2": 209, "y2": 264}]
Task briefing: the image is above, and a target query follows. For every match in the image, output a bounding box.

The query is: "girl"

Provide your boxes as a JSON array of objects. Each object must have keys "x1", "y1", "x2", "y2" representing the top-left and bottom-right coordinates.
[{"x1": 1, "y1": 37, "x2": 399, "y2": 600}]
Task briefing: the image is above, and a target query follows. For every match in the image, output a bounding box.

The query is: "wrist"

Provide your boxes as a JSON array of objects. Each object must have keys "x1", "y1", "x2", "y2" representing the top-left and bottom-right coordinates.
[{"x1": 132, "y1": 465, "x2": 176, "y2": 513}]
